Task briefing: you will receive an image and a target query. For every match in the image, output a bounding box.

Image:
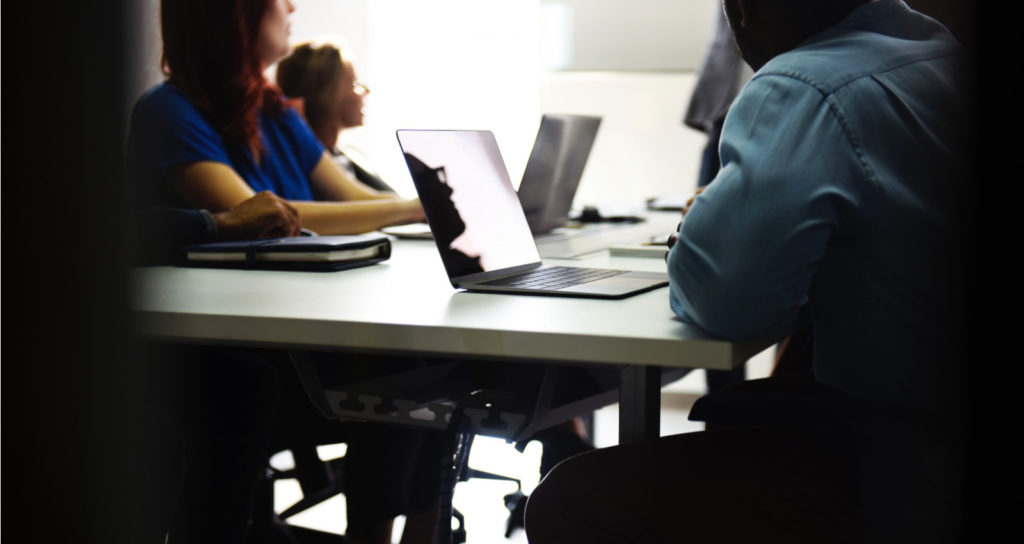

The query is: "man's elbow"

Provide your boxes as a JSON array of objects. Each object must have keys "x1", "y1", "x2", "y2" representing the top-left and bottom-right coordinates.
[
  {"x1": 667, "y1": 243, "x2": 799, "y2": 339},
  {"x1": 673, "y1": 283, "x2": 797, "y2": 340}
]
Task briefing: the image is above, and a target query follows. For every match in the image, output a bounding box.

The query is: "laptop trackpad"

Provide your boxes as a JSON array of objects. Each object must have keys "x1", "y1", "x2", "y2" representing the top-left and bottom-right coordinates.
[{"x1": 560, "y1": 274, "x2": 667, "y2": 295}]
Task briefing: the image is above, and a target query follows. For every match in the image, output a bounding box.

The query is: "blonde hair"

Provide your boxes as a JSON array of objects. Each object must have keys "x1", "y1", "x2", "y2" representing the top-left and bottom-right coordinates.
[{"x1": 276, "y1": 42, "x2": 349, "y2": 138}]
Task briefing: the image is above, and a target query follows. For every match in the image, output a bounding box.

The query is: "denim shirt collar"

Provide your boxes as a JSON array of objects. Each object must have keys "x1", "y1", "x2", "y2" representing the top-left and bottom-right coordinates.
[{"x1": 835, "y1": 0, "x2": 909, "y2": 31}]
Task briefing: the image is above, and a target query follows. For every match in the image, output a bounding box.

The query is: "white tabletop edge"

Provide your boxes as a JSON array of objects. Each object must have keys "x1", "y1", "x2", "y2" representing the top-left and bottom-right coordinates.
[
  {"x1": 133, "y1": 310, "x2": 753, "y2": 370},
  {"x1": 133, "y1": 213, "x2": 770, "y2": 371}
]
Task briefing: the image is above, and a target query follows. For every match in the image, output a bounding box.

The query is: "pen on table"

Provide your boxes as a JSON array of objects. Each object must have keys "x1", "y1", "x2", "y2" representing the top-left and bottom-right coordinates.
[{"x1": 642, "y1": 234, "x2": 671, "y2": 246}]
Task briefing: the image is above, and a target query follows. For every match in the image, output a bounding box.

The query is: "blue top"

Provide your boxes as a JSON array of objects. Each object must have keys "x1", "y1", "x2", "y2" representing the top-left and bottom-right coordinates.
[
  {"x1": 128, "y1": 82, "x2": 325, "y2": 206},
  {"x1": 666, "y1": 0, "x2": 970, "y2": 408}
]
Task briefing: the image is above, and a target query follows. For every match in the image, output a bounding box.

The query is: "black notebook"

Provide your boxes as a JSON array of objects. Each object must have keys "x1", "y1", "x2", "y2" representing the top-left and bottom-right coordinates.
[{"x1": 183, "y1": 234, "x2": 391, "y2": 271}]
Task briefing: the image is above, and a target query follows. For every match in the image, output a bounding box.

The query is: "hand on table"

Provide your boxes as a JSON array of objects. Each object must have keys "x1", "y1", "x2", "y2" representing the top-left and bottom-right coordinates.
[
  {"x1": 212, "y1": 191, "x2": 301, "y2": 240},
  {"x1": 390, "y1": 197, "x2": 427, "y2": 225},
  {"x1": 680, "y1": 186, "x2": 705, "y2": 219}
]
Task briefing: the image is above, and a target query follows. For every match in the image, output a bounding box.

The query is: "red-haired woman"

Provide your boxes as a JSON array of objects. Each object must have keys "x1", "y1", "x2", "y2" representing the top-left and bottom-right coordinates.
[
  {"x1": 129, "y1": 2, "x2": 444, "y2": 544},
  {"x1": 128, "y1": 0, "x2": 423, "y2": 233}
]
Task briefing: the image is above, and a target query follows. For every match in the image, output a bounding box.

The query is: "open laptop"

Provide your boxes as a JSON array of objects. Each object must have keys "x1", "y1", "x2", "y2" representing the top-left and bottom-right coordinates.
[
  {"x1": 395, "y1": 129, "x2": 668, "y2": 299},
  {"x1": 383, "y1": 114, "x2": 601, "y2": 240},
  {"x1": 517, "y1": 114, "x2": 601, "y2": 234}
]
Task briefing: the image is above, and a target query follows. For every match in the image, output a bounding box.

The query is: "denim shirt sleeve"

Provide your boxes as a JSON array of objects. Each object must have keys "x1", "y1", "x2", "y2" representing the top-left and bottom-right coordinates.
[{"x1": 667, "y1": 73, "x2": 863, "y2": 340}]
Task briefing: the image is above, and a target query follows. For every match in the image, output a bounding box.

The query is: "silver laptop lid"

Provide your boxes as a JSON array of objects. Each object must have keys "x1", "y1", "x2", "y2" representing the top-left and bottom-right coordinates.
[
  {"x1": 518, "y1": 114, "x2": 602, "y2": 234},
  {"x1": 396, "y1": 130, "x2": 542, "y2": 285}
]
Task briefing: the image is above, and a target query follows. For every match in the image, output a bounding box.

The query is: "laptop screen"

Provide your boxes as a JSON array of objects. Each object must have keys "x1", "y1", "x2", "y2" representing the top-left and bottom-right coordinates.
[
  {"x1": 518, "y1": 114, "x2": 602, "y2": 234},
  {"x1": 396, "y1": 130, "x2": 541, "y2": 279}
]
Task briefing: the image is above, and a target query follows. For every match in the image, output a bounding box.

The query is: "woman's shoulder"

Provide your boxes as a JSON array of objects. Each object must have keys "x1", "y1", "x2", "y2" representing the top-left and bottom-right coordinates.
[
  {"x1": 132, "y1": 81, "x2": 204, "y2": 123},
  {"x1": 131, "y1": 81, "x2": 225, "y2": 143},
  {"x1": 267, "y1": 102, "x2": 325, "y2": 155}
]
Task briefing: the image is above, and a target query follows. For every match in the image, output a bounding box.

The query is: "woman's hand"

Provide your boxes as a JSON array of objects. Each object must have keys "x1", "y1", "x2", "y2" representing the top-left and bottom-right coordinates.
[{"x1": 396, "y1": 198, "x2": 426, "y2": 225}]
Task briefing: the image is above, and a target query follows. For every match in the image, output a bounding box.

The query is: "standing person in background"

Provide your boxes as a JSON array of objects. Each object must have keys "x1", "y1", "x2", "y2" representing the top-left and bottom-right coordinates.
[
  {"x1": 683, "y1": 7, "x2": 747, "y2": 194},
  {"x1": 277, "y1": 42, "x2": 396, "y2": 193}
]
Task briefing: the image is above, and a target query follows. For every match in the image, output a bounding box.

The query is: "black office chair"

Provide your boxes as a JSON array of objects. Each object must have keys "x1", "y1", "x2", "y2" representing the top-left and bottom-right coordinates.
[
  {"x1": 250, "y1": 354, "x2": 531, "y2": 544},
  {"x1": 255, "y1": 425, "x2": 525, "y2": 544},
  {"x1": 269, "y1": 443, "x2": 347, "y2": 521},
  {"x1": 247, "y1": 369, "x2": 351, "y2": 544},
  {"x1": 283, "y1": 350, "x2": 691, "y2": 544}
]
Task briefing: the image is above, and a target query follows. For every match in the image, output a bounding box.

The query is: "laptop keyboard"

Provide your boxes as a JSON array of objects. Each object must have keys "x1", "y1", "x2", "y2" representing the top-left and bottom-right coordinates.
[{"x1": 481, "y1": 266, "x2": 626, "y2": 290}]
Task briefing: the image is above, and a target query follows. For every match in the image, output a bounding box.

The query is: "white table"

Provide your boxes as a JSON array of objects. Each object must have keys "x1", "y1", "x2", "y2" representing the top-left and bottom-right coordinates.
[{"x1": 133, "y1": 219, "x2": 766, "y2": 442}]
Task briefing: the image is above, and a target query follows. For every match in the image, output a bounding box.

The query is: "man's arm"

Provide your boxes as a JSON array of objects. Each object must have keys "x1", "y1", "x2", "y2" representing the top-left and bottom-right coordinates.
[
  {"x1": 136, "y1": 191, "x2": 301, "y2": 265},
  {"x1": 667, "y1": 74, "x2": 867, "y2": 339},
  {"x1": 207, "y1": 190, "x2": 301, "y2": 240}
]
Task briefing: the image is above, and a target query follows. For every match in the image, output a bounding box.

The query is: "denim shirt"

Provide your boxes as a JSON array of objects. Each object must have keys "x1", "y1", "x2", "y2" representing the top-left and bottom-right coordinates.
[{"x1": 667, "y1": 0, "x2": 970, "y2": 407}]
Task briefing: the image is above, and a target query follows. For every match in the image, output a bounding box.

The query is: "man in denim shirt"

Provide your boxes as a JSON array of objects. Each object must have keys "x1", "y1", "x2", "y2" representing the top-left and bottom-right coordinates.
[
  {"x1": 527, "y1": 1, "x2": 973, "y2": 541},
  {"x1": 669, "y1": 0, "x2": 970, "y2": 410}
]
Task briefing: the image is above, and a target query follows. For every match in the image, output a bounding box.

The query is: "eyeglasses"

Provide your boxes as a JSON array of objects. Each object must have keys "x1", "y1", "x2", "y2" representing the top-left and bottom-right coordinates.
[{"x1": 353, "y1": 80, "x2": 369, "y2": 95}]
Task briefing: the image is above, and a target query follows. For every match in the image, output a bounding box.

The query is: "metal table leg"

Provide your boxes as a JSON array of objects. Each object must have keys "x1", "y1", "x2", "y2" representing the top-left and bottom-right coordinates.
[{"x1": 618, "y1": 365, "x2": 661, "y2": 444}]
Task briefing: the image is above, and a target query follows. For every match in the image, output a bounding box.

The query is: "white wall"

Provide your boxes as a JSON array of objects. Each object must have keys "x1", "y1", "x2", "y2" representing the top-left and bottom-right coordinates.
[
  {"x1": 286, "y1": 0, "x2": 720, "y2": 203},
  {"x1": 125, "y1": 0, "x2": 164, "y2": 116},
  {"x1": 539, "y1": 72, "x2": 706, "y2": 207},
  {"x1": 538, "y1": 0, "x2": 720, "y2": 72},
  {"x1": 282, "y1": 0, "x2": 543, "y2": 198}
]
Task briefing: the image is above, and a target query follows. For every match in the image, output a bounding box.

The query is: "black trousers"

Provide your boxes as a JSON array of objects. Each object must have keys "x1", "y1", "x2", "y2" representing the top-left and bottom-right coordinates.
[
  {"x1": 155, "y1": 346, "x2": 450, "y2": 543},
  {"x1": 152, "y1": 346, "x2": 280, "y2": 544}
]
